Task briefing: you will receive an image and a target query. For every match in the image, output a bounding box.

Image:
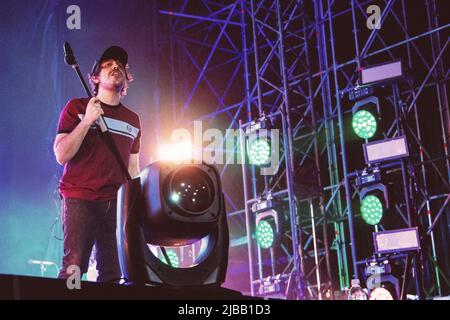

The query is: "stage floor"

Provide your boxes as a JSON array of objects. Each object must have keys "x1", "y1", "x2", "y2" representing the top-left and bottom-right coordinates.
[{"x1": 0, "y1": 274, "x2": 255, "y2": 300}]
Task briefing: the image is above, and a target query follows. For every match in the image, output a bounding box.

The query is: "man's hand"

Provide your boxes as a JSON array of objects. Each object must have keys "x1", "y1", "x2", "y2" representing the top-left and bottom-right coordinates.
[
  {"x1": 128, "y1": 153, "x2": 140, "y2": 178},
  {"x1": 54, "y1": 97, "x2": 102, "y2": 165},
  {"x1": 82, "y1": 97, "x2": 104, "y2": 126}
]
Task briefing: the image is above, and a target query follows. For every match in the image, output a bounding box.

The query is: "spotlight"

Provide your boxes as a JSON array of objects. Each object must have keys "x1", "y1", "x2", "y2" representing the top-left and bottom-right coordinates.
[
  {"x1": 356, "y1": 168, "x2": 388, "y2": 226},
  {"x1": 359, "y1": 186, "x2": 388, "y2": 226},
  {"x1": 364, "y1": 257, "x2": 400, "y2": 300},
  {"x1": 116, "y1": 161, "x2": 229, "y2": 287},
  {"x1": 248, "y1": 139, "x2": 271, "y2": 166},
  {"x1": 352, "y1": 110, "x2": 377, "y2": 139},
  {"x1": 245, "y1": 117, "x2": 273, "y2": 167},
  {"x1": 351, "y1": 96, "x2": 381, "y2": 140},
  {"x1": 252, "y1": 195, "x2": 281, "y2": 249},
  {"x1": 361, "y1": 195, "x2": 384, "y2": 225},
  {"x1": 255, "y1": 213, "x2": 277, "y2": 249}
]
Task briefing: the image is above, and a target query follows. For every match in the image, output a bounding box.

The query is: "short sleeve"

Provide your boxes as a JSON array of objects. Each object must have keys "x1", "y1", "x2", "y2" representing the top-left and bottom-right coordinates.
[
  {"x1": 131, "y1": 115, "x2": 141, "y2": 154},
  {"x1": 57, "y1": 99, "x2": 81, "y2": 134}
]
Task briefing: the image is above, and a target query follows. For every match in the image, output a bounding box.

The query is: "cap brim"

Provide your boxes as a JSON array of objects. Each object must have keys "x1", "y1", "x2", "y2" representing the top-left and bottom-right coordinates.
[{"x1": 99, "y1": 46, "x2": 128, "y2": 66}]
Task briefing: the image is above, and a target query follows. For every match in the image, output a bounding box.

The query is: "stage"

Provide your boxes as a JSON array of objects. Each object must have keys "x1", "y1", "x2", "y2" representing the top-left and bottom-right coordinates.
[{"x1": 0, "y1": 274, "x2": 253, "y2": 300}]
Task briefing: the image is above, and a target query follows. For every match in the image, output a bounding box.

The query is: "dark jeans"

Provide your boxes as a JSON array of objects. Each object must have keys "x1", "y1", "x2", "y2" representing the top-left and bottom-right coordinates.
[{"x1": 58, "y1": 198, "x2": 121, "y2": 283}]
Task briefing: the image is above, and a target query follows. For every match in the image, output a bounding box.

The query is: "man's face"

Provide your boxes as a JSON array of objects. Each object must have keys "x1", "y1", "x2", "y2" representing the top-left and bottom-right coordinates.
[{"x1": 95, "y1": 58, "x2": 126, "y2": 91}]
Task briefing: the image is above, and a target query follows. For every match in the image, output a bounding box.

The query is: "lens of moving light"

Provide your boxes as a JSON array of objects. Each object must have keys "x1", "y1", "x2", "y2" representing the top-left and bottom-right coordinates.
[{"x1": 169, "y1": 167, "x2": 215, "y2": 214}]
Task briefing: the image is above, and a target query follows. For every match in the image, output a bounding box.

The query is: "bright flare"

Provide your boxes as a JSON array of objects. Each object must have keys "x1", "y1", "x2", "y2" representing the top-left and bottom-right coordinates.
[
  {"x1": 157, "y1": 141, "x2": 192, "y2": 162},
  {"x1": 248, "y1": 139, "x2": 271, "y2": 166}
]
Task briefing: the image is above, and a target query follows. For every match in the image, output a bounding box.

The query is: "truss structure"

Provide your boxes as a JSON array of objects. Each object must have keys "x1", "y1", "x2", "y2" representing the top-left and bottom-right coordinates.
[{"x1": 158, "y1": 0, "x2": 450, "y2": 299}]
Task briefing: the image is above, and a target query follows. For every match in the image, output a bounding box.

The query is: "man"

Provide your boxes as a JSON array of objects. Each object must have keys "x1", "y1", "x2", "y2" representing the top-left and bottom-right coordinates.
[{"x1": 54, "y1": 46, "x2": 141, "y2": 282}]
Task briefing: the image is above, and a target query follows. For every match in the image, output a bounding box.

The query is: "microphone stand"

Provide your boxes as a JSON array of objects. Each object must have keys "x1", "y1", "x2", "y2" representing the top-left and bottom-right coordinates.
[{"x1": 28, "y1": 260, "x2": 60, "y2": 277}]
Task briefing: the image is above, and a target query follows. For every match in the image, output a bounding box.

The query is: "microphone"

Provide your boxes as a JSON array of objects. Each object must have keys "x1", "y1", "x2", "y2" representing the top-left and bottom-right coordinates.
[
  {"x1": 63, "y1": 41, "x2": 77, "y2": 66},
  {"x1": 28, "y1": 259, "x2": 55, "y2": 266}
]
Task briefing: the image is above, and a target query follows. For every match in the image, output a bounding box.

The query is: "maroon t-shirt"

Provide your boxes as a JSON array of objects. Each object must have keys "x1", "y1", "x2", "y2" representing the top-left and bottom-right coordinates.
[{"x1": 57, "y1": 98, "x2": 141, "y2": 201}]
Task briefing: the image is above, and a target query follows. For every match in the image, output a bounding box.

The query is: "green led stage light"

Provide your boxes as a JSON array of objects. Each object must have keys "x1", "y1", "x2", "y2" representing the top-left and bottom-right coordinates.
[
  {"x1": 352, "y1": 110, "x2": 377, "y2": 139},
  {"x1": 248, "y1": 138, "x2": 271, "y2": 166},
  {"x1": 361, "y1": 195, "x2": 383, "y2": 225},
  {"x1": 255, "y1": 219, "x2": 275, "y2": 249},
  {"x1": 160, "y1": 250, "x2": 180, "y2": 268}
]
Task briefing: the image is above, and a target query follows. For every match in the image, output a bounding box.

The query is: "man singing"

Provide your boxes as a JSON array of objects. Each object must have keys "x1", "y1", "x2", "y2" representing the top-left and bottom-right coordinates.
[{"x1": 54, "y1": 46, "x2": 141, "y2": 282}]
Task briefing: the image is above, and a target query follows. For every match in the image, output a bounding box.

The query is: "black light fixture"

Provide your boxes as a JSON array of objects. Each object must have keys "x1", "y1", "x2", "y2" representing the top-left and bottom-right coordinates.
[
  {"x1": 252, "y1": 194, "x2": 283, "y2": 250},
  {"x1": 351, "y1": 95, "x2": 381, "y2": 140},
  {"x1": 116, "y1": 161, "x2": 229, "y2": 287},
  {"x1": 364, "y1": 256, "x2": 400, "y2": 300},
  {"x1": 356, "y1": 167, "x2": 389, "y2": 226},
  {"x1": 245, "y1": 116, "x2": 274, "y2": 167}
]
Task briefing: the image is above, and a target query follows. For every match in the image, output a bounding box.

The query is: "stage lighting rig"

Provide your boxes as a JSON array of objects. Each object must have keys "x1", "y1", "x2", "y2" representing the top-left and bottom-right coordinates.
[
  {"x1": 355, "y1": 167, "x2": 389, "y2": 226},
  {"x1": 255, "y1": 273, "x2": 291, "y2": 298},
  {"x1": 116, "y1": 161, "x2": 229, "y2": 287},
  {"x1": 347, "y1": 85, "x2": 374, "y2": 102},
  {"x1": 364, "y1": 256, "x2": 400, "y2": 300},
  {"x1": 251, "y1": 193, "x2": 282, "y2": 249},
  {"x1": 245, "y1": 115, "x2": 274, "y2": 167},
  {"x1": 355, "y1": 166, "x2": 382, "y2": 187},
  {"x1": 351, "y1": 96, "x2": 381, "y2": 140}
]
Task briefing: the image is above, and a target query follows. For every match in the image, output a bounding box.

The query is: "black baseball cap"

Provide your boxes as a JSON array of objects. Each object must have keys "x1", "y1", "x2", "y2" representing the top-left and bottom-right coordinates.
[{"x1": 91, "y1": 46, "x2": 128, "y2": 73}]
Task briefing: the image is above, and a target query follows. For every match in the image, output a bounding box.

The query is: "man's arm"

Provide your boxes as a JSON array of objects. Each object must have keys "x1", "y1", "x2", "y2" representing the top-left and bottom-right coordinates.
[
  {"x1": 54, "y1": 97, "x2": 103, "y2": 165},
  {"x1": 128, "y1": 153, "x2": 140, "y2": 178},
  {"x1": 54, "y1": 125, "x2": 90, "y2": 165}
]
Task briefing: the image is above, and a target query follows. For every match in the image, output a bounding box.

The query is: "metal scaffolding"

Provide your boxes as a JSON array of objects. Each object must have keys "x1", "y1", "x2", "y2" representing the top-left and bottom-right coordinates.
[{"x1": 158, "y1": 0, "x2": 450, "y2": 299}]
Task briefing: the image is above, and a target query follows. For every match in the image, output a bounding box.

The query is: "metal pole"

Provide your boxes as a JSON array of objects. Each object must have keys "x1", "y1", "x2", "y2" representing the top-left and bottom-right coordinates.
[
  {"x1": 249, "y1": 0, "x2": 264, "y2": 116},
  {"x1": 314, "y1": 0, "x2": 349, "y2": 290},
  {"x1": 326, "y1": 0, "x2": 359, "y2": 280},
  {"x1": 427, "y1": 0, "x2": 450, "y2": 183},
  {"x1": 350, "y1": 0, "x2": 361, "y2": 69},
  {"x1": 392, "y1": 83, "x2": 424, "y2": 299},
  {"x1": 281, "y1": 110, "x2": 305, "y2": 300},
  {"x1": 310, "y1": 200, "x2": 322, "y2": 300},
  {"x1": 307, "y1": 15, "x2": 334, "y2": 298},
  {"x1": 239, "y1": 119, "x2": 256, "y2": 296}
]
